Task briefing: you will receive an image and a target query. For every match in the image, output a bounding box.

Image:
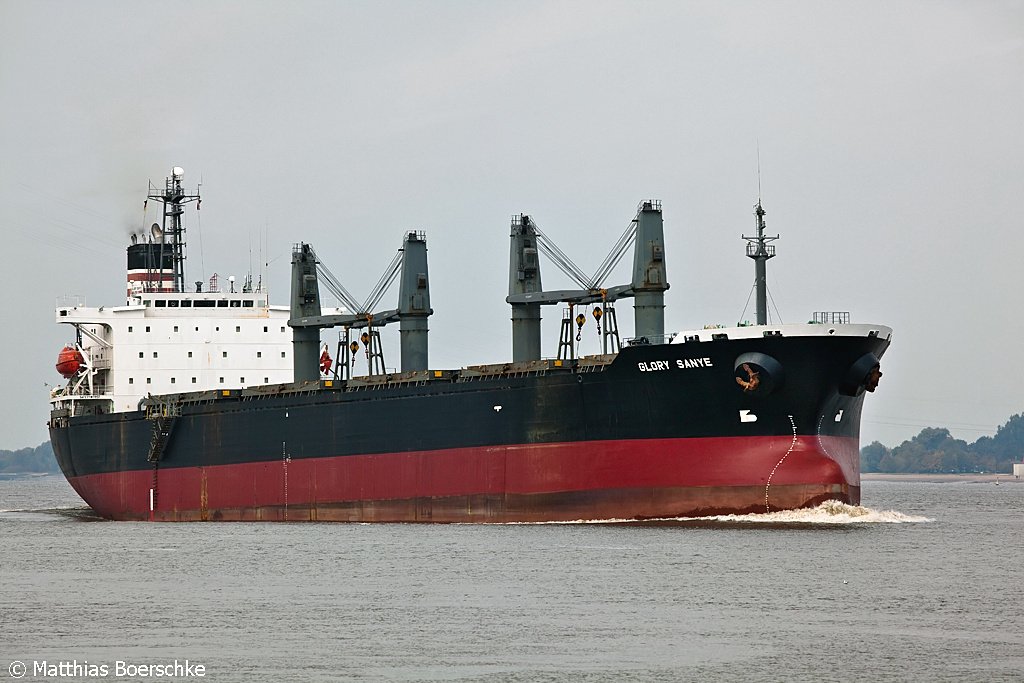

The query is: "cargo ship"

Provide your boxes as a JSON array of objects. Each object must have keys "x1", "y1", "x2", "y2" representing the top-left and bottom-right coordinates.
[{"x1": 48, "y1": 168, "x2": 890, "y2": 522}]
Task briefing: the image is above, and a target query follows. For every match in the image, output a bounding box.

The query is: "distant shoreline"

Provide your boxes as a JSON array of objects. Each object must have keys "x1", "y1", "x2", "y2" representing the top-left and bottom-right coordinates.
[{"x1": 863, "y1": 473, "x2": 1020, "y2": 483}]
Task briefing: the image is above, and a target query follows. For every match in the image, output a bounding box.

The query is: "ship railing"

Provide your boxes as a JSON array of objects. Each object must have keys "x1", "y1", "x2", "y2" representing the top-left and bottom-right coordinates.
[
  {"x1": 70, "y1": 403, "x2": 112, "y2": 417},
  {"x1": 636, "y1": 199, "x2": 662, "y2": 214},
  {"x1": 55, "y1": 294, "x2": 87, "y2": 308},
  {"x1": 145, "y1": 400, "x2": 182, "y2": 420},
  {"x1": 49, "y1": 399, "x2": 114, "y2": 419},
  {"x1": 745, "y1": 242, "x2": 776, "y2": 258},
  {"x1": 811, "y1": 311, "x2": 851, "y2": 325},
  {"x1": 54, "y1": 384, "x2": 111, "y2": 398},
  {"x1": 623, "y1": 333, "x2": 677, "y2": 347}
]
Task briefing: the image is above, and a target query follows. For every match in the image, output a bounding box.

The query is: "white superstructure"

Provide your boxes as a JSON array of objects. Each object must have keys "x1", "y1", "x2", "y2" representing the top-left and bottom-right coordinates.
[
  {"x1": 49, "y1": 165, "x2": 341, "y2": 418},
  {"x1": 52, "y1": 290, "x2": 295, "y2": 415}
]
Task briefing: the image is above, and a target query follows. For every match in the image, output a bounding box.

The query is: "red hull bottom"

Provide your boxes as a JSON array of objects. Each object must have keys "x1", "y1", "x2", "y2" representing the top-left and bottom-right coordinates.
[{"x1": 66, "y1": 435, "x2": 861, "y2": 522}]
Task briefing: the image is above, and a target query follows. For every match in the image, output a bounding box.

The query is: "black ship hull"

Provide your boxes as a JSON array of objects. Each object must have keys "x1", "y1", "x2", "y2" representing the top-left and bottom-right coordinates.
[{"x1": 49, "y1": 330, "x2": 890, "y2": 522}]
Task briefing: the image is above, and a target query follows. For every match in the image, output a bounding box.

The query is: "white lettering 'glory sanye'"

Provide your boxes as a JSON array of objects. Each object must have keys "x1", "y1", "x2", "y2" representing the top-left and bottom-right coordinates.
[{"x1": 637, "y1": 358, "x2": 713, "y2": 372}]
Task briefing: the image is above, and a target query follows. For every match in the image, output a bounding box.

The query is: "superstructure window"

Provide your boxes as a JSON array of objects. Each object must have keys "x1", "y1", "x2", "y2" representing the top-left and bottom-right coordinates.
[
  {"x1": 230, "y1": 300, "x2": 241, "y2": 308},
  {"x1": 235, "y1": 326, "x2": 240, "y2": 333},
  {"x1": 128, "y1": 326, "x2": 133, "y2": 333},
  {"x1": 264, "y1": 377, "x2": 268, "y2": 383},
  {"x1": 280, "y1": 327, "x2": 285, "y2": 333},
  {"x1": 153, "y1": 352, "x2": 158, "y2": 358},
  {"x1": 173, "y1": 326, "x2": 179, "y2": 332},
  {"x1": 139, "y1": 352, "x2": 144, "y2": 359},
  {"x1": 155, "y1": 300, "x2": 166, "y2": 308},
  {"x1": 240, "y1": 377, "x2": 245, "y2": 384},
  {"x1": 168, "y1": 300, "x2": 179, "y2": 307},
  {"x1": 171, "y1": 377, "x2": 176, "y2": 384},
  {"x1": 281, "y1": 352, "x2": 286, "y2": 358},
  {"x1": 146, "y1": 326, "x2": 151, "y2": 332},
  {"x1": 257, "y1": 352, "x2": 262, "y2": 358},
  {"x1": 188, "y1": 351, "x2": 193, "y2": 358},
  {"x1": 219, "y1": 377, "x2": 224, "y2": 384},
  {"x1": 243, "y1": 300, "x2": 254, "y2": 307},
  {"x1": 263, "y1": 326, "x2": 268, "y2": 333},
  {"x1": 222, "y1": 352, "x2": 228, "y2": 358},
  {"x1": 146, "y1": 378, "x2": 151, "y2": 384},
  {"x1": 129, "y1": 378, "x2": 134, "y2": 385},
  {"x1": 195, "y1": 300, "x2": 215, "y2": 308},
  {"x1": 181, "y1": 300, "x2": 192, "y2": 308},
  {"x1": 217, "y1": 300, "x2": 228, "y2": 308},
  {"x1": 192, "y1": 377, "x2": 197, "y2": 384}
]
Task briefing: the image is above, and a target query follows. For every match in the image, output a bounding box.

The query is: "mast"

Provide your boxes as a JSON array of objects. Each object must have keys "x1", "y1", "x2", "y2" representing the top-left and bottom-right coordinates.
[
  {"x1": 397, "y1": 231, "x2": 431, "y2": 371},
  {"x1": 743, "y1": 199, "x2": 778, "y2": 325},
  {"x1": 147, "y1": 167, "x2": 201, "y2": 293},
  {"x1": 508, "y1": 214, "x2": 543, "y2": 362},
  {"x1": 631, "y1": 200, "x2": 667, "y2": 340}
]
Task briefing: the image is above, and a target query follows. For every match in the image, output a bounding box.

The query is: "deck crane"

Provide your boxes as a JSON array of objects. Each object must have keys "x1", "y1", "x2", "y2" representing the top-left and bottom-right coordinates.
[
  {"x1": 507, "y1": 200, "x2": 668, "y2": 360},
  {"x1": 289, "y1": 232, "x2": 431, "y2": 382}
]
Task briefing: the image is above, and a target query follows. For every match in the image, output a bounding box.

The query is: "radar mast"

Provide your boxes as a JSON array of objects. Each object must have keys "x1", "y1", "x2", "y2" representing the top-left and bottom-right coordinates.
[
  {"x1": 743, "y1": 199, "x2": 779, "y2": 325},
  {"x1": 147, "y1": 167, "x2": 201, "y2": 293}
]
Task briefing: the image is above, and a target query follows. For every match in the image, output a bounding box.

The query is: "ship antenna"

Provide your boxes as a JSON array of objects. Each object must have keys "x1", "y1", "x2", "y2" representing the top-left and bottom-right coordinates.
[
  {"x1": 196, "y1": 174, "x2": 205, "y2": 288},
  {"x1": 756, "y1": 140, "x2": 762, "y2": 201}
]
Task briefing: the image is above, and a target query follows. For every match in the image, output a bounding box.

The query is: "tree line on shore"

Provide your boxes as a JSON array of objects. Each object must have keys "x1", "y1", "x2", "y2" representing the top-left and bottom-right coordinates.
[
  {"x1": 862, "y1": 413, "x2": 1024, "y2": 474},
  {"x1": 2, "y1": 413, "x2": 1022, "y2": 474},
  {"x1": 0, "y1": 442, "x2": 58, "y2": 474}
]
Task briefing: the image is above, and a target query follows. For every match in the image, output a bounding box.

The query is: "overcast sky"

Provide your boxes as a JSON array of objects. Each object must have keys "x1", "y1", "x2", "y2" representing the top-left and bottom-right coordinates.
[{"x1": 1, "y1": 0, "x2": 1021, "y2": 450}]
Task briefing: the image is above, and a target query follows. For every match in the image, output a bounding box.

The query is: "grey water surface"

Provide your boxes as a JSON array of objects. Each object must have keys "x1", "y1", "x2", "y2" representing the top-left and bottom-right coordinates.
[{"x1": 1, "y1": 475, "x2": 1021, "y2": 682}]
